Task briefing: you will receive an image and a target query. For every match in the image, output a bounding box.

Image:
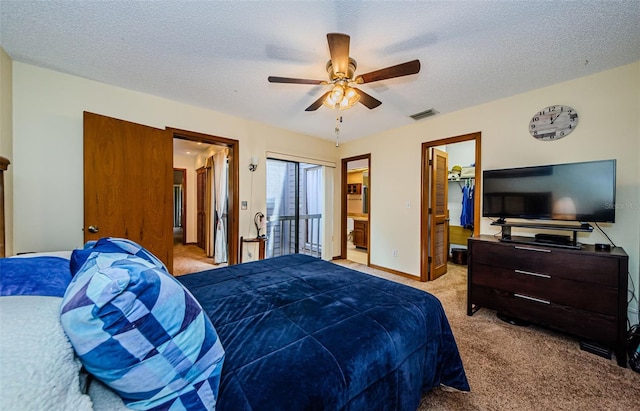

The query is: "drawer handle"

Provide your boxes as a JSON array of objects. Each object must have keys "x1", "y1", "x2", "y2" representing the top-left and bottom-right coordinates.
[
  {"x1": 514, "y1": 293, "x2": 550, "y2": 304},
  {"x1": 514, "y1": 269, "x2": 551, "y2": 279},
  {"x1": 514, "y1": 246, "x2": 551, "y2": 253}
]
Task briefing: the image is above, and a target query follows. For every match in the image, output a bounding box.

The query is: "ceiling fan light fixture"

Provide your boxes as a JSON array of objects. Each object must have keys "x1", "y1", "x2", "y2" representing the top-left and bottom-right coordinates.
[
  {"x1": 342, "y1": 86, "x2": 360, "y2": 108},
  {"x1": 330, "y1": 84, "x2": 345, "y2": 103},
  {"x1": 323, "y1": 83, "x2": 360, "y2": 110},
  {"x1": 270, "y1": 33, "x2": 420, "y2": 112}
]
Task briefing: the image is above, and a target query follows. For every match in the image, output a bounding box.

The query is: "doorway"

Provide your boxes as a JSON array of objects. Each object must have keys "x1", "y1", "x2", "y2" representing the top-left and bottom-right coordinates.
[
  {"x1": 173, "y1": 168, "x2": 187, "y2": 245},
  {"x1": 341, "y1": 154, "x2": 370, "y2": 265},
  {"x1": 82, "y1": 112, "x2": 239, "y2": 274},
  {"x1": 172, "y1": 140, "x2": 222, "y2": 274},
  {"x1": 265, "y1": 158, "x2": 324, "y2": 258},
  {"x1": 421, "y1": 132, "x2": 481, "y2": 281},
  {"x1": 169, "y1": 128, "x2": 239, "y2": 273}
]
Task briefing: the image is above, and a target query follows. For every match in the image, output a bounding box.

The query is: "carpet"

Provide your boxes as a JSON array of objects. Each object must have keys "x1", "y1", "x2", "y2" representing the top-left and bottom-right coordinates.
[{"x1": 173, "y1": 243, "x2": 223, "y2": 276}]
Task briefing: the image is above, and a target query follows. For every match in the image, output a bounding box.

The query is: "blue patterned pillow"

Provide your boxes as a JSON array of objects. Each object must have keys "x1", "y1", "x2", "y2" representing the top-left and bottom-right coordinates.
[
  {"x1": 69, "y1": 238, "x2": 167, "y2": 277},
  {"x1": 60, "y1": 238, "x2": 224, "y2": 410}
]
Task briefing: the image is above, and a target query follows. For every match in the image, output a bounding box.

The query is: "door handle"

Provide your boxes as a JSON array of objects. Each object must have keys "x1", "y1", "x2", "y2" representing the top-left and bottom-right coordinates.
[{"x1": 88, "y1": 225, "x2": 99, "y2": 233}]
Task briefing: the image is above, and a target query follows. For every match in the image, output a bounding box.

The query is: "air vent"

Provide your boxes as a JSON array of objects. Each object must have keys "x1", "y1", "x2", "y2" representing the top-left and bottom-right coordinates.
[{"x1": 410, "y1": 108, "x2": 438, "y2": 120}]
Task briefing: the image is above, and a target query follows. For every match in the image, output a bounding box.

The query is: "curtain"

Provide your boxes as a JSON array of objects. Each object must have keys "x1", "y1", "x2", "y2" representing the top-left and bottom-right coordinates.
[
  {"x1": 305, "y1": 166, "x2": 322, "y2": 246},
  {"x1": 213, "y1": 148, "x2": 229, "y2": 263},
  {"x1": 205, "y1": 156, "x2": 215, "y2": 257}
]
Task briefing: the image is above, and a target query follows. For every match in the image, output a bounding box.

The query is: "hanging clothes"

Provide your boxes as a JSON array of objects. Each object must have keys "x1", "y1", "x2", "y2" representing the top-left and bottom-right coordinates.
[{"x1": 460, "y1": 180, "x2": 474, "y2": 229}]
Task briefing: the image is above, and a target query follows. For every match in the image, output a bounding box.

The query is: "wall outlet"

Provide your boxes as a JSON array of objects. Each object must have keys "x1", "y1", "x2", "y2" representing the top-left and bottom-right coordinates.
[{"x1": 392, "y1": 249, "x2": 398, "y2": 257}]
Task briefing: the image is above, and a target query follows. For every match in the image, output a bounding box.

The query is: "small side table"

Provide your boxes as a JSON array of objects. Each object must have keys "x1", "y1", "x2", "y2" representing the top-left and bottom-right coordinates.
[{"x1": 240, "y1": 236, "x2": 267, "y2": 263}]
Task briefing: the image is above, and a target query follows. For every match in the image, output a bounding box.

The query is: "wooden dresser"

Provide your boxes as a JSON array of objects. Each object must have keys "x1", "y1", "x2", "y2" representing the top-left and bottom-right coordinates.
[{"x1": 467, "y1": 235, "x2": 628, "y2": 367}]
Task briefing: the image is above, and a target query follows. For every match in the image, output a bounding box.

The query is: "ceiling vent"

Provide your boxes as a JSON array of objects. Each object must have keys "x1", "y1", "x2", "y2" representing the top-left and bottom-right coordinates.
[{"x1": 410, "y1": 108, "x2": 438, "y2": 120}]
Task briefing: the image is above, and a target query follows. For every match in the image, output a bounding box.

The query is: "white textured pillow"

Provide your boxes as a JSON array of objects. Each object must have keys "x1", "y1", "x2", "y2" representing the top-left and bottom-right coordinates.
[
  {"x1": 88, "y1": 380, "x2": 129, "y2": 411},
  {"x1": 0, "y1": 296, "x2": 93, "y2": 411},
  {"x1": 9, "y1": 251, "x2": 72, "y2": 260}
]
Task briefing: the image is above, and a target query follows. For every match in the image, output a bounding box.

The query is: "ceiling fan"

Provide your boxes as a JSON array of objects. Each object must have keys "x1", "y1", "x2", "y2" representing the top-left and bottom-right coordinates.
[{"x1": 268, "y1": 33, "x2": 421, "y2": 112}]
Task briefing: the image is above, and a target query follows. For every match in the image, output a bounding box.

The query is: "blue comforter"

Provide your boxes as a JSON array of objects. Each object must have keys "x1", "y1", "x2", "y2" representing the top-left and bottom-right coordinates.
[
  {"x1": 0, "y1": 257, "x2": 71, "y2": 297},
  {"x1": 178, "y1": 254, "x2": 469, "y2": 410}
]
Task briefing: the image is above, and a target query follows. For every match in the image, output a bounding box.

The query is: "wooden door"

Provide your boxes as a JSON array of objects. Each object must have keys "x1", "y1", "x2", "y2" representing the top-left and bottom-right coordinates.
[
  {"x1": 429, "y1": 148, "x2": 449, "y2": 280},
  {"x1": 83, "y1": 112, "x2": 173, "y2": 269},
  {"x1": 196, "y1": 167, "x2": 206, "y2": 249}
]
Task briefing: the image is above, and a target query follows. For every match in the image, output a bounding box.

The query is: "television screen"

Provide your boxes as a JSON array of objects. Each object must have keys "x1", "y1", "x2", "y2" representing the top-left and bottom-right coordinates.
[{"x1": 482, "y1": 159, "x2": 616, "y2": 223}]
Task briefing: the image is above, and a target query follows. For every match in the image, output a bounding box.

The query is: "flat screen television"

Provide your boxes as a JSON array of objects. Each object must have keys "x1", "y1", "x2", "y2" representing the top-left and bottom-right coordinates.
[{"x1": 482, "y1": 159, "x2": 616, "y2": 223}]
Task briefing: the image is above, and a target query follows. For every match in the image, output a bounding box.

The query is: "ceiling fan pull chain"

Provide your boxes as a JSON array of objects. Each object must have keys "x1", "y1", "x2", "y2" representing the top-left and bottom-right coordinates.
[{"x1": 335, "y1": 115, "x2": 343, "y2": 147}]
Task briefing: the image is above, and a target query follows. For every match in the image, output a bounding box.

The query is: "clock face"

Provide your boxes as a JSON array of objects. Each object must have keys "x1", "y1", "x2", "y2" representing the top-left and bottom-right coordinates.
[{"x1": 529, "y1": 105, "x2": 578, "y2": 141}]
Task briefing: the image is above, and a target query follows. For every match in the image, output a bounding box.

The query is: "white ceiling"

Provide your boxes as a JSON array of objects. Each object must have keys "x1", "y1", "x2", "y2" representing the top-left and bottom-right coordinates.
[
  {"x1": 173, "y1": 138, "x2": 213, "y2": 157},
  {"x1": 1, "y1": 1, "x2": 639, "y2": 144}
]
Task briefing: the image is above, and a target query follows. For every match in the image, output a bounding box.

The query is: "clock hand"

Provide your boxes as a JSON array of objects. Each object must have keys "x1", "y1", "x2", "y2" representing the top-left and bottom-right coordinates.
[{"x1": 550, "y1": 113, "x2": 561, "y2": 124}]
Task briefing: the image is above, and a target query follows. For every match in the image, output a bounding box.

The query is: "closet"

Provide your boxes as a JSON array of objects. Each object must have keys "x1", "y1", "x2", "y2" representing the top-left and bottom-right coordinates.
[{"x1": 444, "y1": 141, "x2": 475, "y2": 258}]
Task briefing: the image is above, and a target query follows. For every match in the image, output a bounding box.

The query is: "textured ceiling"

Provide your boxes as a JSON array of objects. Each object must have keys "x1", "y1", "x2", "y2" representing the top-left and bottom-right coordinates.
[{"x1": 1, "y1": 1, "x2": 639, "y2": 143}]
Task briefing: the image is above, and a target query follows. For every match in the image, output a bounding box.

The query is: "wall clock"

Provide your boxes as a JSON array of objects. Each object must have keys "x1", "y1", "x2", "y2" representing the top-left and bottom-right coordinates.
[{"x1": 529, "y1": 105, "x2": 578, "y2": 141}]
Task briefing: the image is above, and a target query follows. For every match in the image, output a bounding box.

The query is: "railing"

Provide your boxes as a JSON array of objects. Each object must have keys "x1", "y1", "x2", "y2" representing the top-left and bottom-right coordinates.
[{"x1": 266, "y1": 214, "x2": 322, "y2": 258}]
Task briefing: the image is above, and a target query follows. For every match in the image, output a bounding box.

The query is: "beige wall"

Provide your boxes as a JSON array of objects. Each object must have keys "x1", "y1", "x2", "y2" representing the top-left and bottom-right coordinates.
[
  {"x1": 11, "y1": 62, "x2": 337, "y2": 254},
  {"x1": 0, "y1": 47, "x2": 13, "y2": 256},
  {"x1": 7, "y1": 59, "x2": 640, "y2": 323},
  {"x1": 339, "y1": 62, "x2": 640, "y2": 321}
]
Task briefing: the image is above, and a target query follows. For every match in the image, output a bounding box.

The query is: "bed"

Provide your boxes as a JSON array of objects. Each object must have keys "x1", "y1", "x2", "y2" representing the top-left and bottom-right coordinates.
[
  {"x1": 180, "y1": 253, "x2": 469, "y2": 410},
  {"x1": 0, "y1": 238, "x2": 469, "y2": 410}
]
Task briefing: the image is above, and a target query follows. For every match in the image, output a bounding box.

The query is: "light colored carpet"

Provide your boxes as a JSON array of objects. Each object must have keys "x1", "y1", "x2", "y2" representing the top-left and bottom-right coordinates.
[
  {"x1": 173, "y1": 243, "x2": 224, "y2": 276},
  {"x1": 346, "y1": 240, "x2": 368, "y2": 265},
  {"x1": 333, "y1": 260, "x2": 640, "y2": 410}
]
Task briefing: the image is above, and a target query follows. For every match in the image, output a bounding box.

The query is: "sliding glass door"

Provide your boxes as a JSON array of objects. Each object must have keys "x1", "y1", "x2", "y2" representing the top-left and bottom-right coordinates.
[{"x1": 266, "y1": 159, "x2": 323, "y2": 258}]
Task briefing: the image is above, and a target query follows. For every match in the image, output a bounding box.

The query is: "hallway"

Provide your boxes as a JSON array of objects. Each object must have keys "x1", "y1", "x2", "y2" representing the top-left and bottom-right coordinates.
[{"x1": 173, "y1": 227, "x2": 222, "y2": 276}]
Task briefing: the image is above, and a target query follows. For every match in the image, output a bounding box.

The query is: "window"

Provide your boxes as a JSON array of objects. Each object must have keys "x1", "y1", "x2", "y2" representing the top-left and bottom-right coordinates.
[{"x1": 266, "y1": 159, "x2": 323, "y2": 258}]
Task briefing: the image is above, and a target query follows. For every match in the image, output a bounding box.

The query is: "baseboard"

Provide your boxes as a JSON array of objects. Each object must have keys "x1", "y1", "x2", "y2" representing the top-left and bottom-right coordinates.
[{"x1": 368, "y1": 263, "x2": 420, "y2": 281}]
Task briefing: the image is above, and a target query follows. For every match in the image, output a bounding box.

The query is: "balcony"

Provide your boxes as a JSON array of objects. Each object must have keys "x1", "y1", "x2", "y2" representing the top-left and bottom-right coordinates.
[{"x1": 266, "y1": 213, "x2": 322, "y2": 258}]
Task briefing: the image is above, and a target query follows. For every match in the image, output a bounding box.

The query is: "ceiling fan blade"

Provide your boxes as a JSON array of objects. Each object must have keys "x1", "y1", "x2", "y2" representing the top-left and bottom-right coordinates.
[
  {"x1": 354, "y1": 88, "x2": 382, "y2": 109},
  {"x1": 327, "y1": 33, "x2": 350, "y2": 77},
  {"x1": 268, "y1": 76, "x2": 326, "y2": 85},
  {"x1": 305, "y1": 91, "x2": 331, "y2": 111},
  {"x1": 355, "y1": 59, "x2": 421, "y2": 84}
]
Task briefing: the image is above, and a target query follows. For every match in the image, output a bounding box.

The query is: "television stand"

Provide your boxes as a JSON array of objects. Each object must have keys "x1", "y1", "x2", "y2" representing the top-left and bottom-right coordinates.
[
  {"x1": 467, "y1": 235, "x2": 629, "y2": 367},
  {"x1": 491, "y1": 220, "x2": 593, "y2": 249}
]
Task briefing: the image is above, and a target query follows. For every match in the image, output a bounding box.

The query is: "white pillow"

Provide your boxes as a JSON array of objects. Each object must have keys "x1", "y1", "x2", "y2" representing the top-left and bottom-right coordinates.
[
  {"x1": 0, "y1": 296, "x2": 93, "y2": 411},
  {"x1": 88, "y1": 380, "x2": 129, "y2": 411},
  {"x1": 9, "y1": 251, "x2": 72, "y2": 260}
]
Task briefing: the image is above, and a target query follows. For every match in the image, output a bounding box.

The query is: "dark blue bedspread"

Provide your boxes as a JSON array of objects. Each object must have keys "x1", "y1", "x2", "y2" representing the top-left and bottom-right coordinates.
[{"x1": 179, "y1": 254, "x2": 469, "y2": 410}]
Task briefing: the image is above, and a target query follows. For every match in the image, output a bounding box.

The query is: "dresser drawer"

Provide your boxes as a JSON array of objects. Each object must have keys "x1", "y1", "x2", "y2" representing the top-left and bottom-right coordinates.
[
  {"x1": 468, "y1": 236, "x2": 628, "y2": 367},
  {"x1": 471, "y1": 263, "x2": 618, "y2": 315},
  {"x1": 472, "y1": 286, "x2": 617, "y2": 344},
  {"x1": 470, "y1": 241, "x2": 618, "y2": 286}
]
